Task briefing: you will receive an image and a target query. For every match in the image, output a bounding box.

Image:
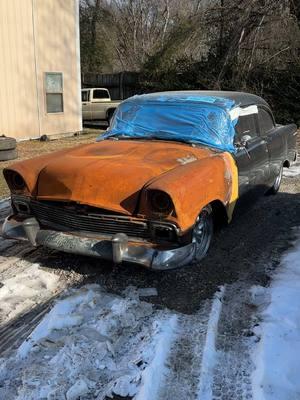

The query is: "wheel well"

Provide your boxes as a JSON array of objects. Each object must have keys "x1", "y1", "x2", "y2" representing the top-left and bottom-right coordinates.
[
  {"x1": 210, "y1": 200, "x2": 228, "y2": 229},
  {"x1": 106, "y1": 108, "x2": 116, "y2": 119},
  {"x1": 283, "y1": 160, "x2": 290, "y2": 168}
]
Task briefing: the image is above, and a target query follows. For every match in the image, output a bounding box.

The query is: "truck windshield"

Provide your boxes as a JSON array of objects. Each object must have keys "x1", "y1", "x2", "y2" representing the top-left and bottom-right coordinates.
[{"x1": 101, "y1": 99, "x2": 237, "y2": 153}]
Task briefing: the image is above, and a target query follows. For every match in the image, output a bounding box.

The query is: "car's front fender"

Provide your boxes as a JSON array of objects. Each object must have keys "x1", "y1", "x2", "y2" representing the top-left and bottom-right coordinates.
[{"x1": 139, "y1": 153, "x2": 238, "y2": 232}]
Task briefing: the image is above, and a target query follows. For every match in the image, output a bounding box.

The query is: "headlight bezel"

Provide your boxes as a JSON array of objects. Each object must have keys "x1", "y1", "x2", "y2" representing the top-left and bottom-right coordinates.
[
  {"x1": 148, "y1": 189, "x2": 174, "y2": 216},
  {"x1": 3, "y1": 170, "x2": 27, "y2": 193}
]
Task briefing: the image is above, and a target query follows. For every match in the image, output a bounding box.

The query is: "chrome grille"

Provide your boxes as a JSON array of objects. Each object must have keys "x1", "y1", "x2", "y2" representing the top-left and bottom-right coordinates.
[{"x1": 29, "y1": 200, "x2": 151, "y2": 239}]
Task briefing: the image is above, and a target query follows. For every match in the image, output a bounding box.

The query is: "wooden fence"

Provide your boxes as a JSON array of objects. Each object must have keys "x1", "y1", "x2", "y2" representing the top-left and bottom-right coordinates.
[{"x1": 81, "y1": 72, "x2": 141, "y2": 100}]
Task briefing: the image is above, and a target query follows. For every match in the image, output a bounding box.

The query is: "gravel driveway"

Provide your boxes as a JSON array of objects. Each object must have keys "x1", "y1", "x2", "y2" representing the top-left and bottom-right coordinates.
[{"x1": 0, "y1": 143, "x2": 299, "y2": 399}]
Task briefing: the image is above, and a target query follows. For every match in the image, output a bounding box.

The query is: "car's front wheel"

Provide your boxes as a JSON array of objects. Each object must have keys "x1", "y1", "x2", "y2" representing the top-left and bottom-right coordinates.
[
  {"x1": 192, "y1": 205, "x2": 213, "y2": 262},
  {"x1": 269, "y1": 164, "x2": 283, "y2": 195}
]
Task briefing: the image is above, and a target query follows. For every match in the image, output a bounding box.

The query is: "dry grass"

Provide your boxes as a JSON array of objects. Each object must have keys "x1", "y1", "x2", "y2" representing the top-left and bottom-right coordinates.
[{"x1": 0, "y1": 129, "x2": 103, "y2": 198}]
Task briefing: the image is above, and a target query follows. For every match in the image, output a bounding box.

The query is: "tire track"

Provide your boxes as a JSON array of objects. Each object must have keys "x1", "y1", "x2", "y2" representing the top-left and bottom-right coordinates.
[
  {"x1": 157, "y1": 302, "x2": 211, "y2": 400},
  {"x1": 211, "y1": 281, "x2": 254, "y2": 400},
  {"x1": 0, "y1": 246, "x2": 39, "y2": 279},
  {"x1": 0, "y1": 207, "x2": 84, "y2": 358},
  {"x1": 209, "y1": 227, "x2": 298, "y2": 400},
  {"x1": 156, "y1": 290, "x2": 225, "y2": 400},
  {"x1": 0, "y1": 300, "x2": 53, "y2": 356}
]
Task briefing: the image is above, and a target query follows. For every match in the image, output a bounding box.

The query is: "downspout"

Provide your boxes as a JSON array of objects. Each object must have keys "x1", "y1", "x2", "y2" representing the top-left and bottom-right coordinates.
[
  {"x1": 31, "y1": 0, "x2": 42, "y2": 138},
  {"x1": 75, "y1": 0, "x2": 82, "y2": 131}
]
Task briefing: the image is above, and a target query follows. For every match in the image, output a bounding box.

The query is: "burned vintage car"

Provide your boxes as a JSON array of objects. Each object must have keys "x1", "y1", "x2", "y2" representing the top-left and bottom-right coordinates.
[{"x1": 2, "y1": 91, "x2": 298, "y2": 269}]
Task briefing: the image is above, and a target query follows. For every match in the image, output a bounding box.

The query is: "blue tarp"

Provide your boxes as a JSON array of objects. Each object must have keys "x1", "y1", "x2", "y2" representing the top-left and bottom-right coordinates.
[{"x1": 98, "y1": 93, "x2": 238, "y2": 153}]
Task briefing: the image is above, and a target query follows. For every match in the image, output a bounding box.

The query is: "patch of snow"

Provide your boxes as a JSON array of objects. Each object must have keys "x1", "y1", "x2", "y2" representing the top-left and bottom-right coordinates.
[
  {"x1": 251, "y1": 230, "x2": 300, "y2": 400},
  {"x1": 0, "y1": 198, "x2": 10, "y2": 210},
  {"x1": 0, "y1": 284, "x2": 178, "y2": 400},
  {"x1": 135, "y1": 315, "x2": 177, "y2": 400},
  {"x1": 249, "y1": 285, "x2": 270, "y2": 308},
  {"x1": 283, "y1": 162, "x2": 300, "y2": 178},
  {"x1": 17, "y1": 287, "x2": 96, "y2": 358},
  {"x1": 0, "y1": 263, "x2": 62, "y2": 324},
  {"x1": 197, "y1": 286, "x2": 225, "y2": 400},
  {"x1": 66, "y1": 379, "x2": 89, "y2": 400}
]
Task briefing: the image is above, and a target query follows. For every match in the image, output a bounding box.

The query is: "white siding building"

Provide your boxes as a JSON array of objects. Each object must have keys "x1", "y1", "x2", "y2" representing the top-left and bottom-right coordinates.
[{"x1": 0, "y1": 0, "x2": 82, "y2": 140}]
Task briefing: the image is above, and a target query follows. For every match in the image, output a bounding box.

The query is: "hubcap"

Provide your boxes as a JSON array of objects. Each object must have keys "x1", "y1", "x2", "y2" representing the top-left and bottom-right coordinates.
[
  {"x1": 274, "y1": 166, "x2": 283, "y2": 191},
  {"x1": 192, "y1": 210, "x2": 212, "y2": 261}
]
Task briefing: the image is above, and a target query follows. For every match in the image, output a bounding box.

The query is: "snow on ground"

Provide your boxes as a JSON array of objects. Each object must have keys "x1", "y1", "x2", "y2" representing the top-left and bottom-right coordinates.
[
  {"x1": 197, "y1": 286, "x2": 225, "y2": 400},
  {"x1": 0, "y1": 284, "x2": 178, "y2": 400},
  {"x1": 0, "y1": 198, "x2": 10, "y2": 223},
  {"x1": 251, "y1": 229, "x2": 300, "y2": 400},
  {"x1": 0, "y1": 261, "x2": 65, "y2": 324},
  {"x1": 0, "y1": 198, "x2": 10, "y2": 210},
  {"x1": 283, "y1": 162, "x2": 300, "y2": 178}
]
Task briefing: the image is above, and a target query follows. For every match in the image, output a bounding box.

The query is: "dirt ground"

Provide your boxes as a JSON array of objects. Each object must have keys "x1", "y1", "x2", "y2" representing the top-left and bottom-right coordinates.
[{"x1": 0, "y1": 129, "x2": 102, "y2": 198}]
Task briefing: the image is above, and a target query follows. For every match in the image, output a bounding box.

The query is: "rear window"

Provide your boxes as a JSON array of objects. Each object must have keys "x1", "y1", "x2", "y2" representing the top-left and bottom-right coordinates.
[
  {"x1": 93, "y1": 89, "x2": 110, "y2": 99},
  {"x1": 81, "y1": 90, "x2": 90, "y2": 102},
  {"x1": 258, "y1": 108, "x2": 275, "y2": 135}
]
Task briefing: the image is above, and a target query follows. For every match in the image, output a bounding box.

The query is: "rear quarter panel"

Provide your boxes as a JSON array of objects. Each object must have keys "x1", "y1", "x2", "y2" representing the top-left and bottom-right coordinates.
[{"x1": 273, "y1": 123, "x2": 297, "y2": 164}]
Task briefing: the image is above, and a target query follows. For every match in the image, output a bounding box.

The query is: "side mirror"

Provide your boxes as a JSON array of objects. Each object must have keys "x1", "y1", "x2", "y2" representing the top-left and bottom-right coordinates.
[{"x1": 240, "y1": 134, "x2": 252, "y2": 147}]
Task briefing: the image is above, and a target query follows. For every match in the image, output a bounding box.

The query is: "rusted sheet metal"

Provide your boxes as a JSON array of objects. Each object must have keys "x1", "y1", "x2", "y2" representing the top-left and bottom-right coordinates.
[
  {"x1": 140, "y1": 152, "x2": 238, "y2": 231},
  {"x1": 3, "y1": 147, "x2": 77, "y2": 196},
  {"x1": 3, "y1": 140, "x2": 238, "y2": 232}
]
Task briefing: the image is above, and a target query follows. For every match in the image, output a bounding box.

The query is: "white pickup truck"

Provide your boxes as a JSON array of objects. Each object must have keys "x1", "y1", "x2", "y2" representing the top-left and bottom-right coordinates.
[{"x1": 81, "y1": 88, "x2": 121, "y2": 123}]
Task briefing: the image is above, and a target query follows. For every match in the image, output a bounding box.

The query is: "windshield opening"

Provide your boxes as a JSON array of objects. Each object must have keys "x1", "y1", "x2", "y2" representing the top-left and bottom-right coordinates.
[{"x1": 98, "y1": 99, "x2": 237, "y2": 153}]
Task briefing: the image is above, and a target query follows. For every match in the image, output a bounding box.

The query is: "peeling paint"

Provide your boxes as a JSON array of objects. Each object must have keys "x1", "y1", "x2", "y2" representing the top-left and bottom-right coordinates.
[{"x1": 177, "y1": 155, "x2": 198, "y2": 165}]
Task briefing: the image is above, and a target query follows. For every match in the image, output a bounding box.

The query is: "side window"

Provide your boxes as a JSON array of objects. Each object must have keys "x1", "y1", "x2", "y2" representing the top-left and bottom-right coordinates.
[
  {"x1": 93, "y1": 90, "x2": 110, "y2": 100},
  {"x1": 81, "y1": 90, "x2": 90, "y2": 102},
  {"x1": 235, "y1": 115, "x2": 258, "y2": 141},
  {"x1": 258, "y1": 108, "x2": 275, "y2": 136},
  {"x1": 45, "y1": 72, "x2": 63, "y2": 113}
]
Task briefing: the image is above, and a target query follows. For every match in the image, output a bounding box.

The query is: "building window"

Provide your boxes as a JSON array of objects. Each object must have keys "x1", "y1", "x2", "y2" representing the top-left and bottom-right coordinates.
[{"x1": 45, "y1": 73, "x2": 64, "y2": 113}]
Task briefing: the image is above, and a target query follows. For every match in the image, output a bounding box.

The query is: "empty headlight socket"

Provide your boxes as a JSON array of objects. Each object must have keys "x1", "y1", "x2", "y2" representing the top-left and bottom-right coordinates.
[
  {"x1": 150, "y1": 223, "x2": 177, "y2": 242},
  {"x1": 12, "y1": 197, "x2": 31, "y2": 215}
]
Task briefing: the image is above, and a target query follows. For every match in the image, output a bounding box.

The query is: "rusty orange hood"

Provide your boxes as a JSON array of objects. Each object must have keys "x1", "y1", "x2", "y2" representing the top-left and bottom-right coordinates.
[{"x1": 8, "y1": 140, "x2": 213, "y2": 215}]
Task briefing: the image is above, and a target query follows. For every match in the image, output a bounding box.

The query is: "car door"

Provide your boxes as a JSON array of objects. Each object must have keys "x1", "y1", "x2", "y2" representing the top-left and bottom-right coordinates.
[
  {"x1": 82, "y1": 90, "x2": 92, "y2": 120},
  {"x1": 257, "y1": 106, "x2": 283, "y2": 186},
  {"x1": 234, "y1": 112, "x2": 270, "y2": 197}
]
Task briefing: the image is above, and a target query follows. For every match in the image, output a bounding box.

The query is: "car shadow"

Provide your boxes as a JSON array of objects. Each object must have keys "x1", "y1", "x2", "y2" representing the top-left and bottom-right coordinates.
[{"x1": 83, "y1": 121, "x2": 108, "y2": 129}]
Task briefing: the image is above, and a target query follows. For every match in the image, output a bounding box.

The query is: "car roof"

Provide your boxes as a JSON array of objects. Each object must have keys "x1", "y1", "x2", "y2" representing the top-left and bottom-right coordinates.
[
  {"x1": 137, "y1": 90, "x2": 269, "y2": 108},
  {"x1": 81, "y1": 88, "x2": 109, "y2": 91}
]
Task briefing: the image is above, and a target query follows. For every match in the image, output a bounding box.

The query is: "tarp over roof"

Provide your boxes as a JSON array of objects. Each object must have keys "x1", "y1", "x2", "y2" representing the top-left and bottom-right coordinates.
[{"x1": 99, "y1": 92, "x2": 242, "y2": 153}]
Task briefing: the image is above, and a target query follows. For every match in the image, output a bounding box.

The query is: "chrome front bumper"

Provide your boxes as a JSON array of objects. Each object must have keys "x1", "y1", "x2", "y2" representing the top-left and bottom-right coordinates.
[{"x1": 2, "y1": 216, "x2": 195, "y2": 270}]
